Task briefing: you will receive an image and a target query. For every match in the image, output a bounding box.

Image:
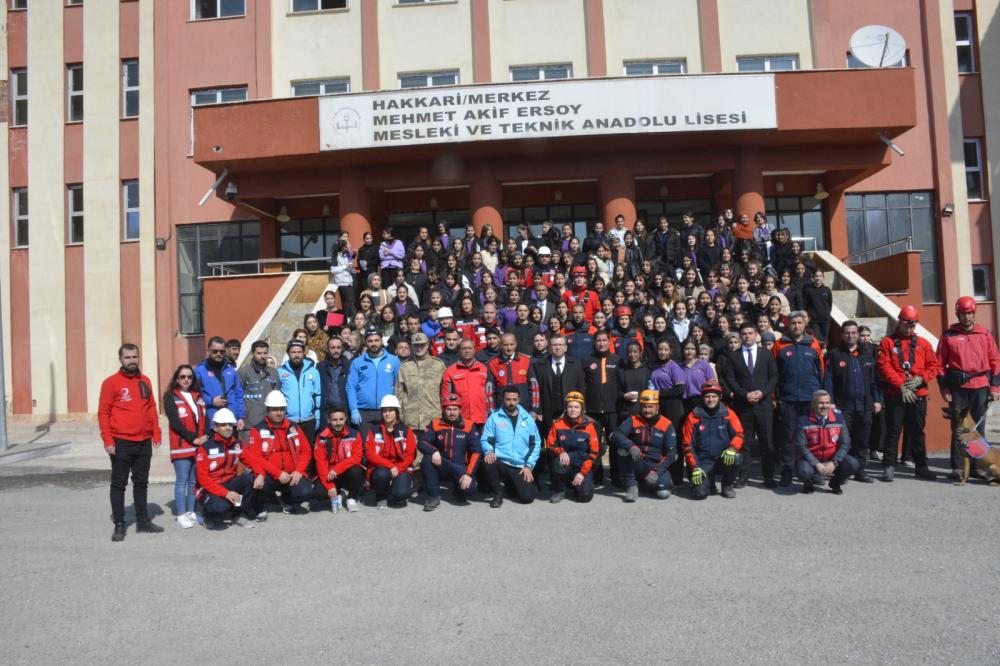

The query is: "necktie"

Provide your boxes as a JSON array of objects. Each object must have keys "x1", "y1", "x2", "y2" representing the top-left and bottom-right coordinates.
[
  {"x1": 746, "y1": 348, "x2": 755, "y2": 374},
  {"x1": 555, "y1": 360, "x2": 563, "y2": 377}
]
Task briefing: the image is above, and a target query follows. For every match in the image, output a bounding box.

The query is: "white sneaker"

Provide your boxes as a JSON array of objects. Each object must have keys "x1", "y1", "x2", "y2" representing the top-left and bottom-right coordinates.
[
  {"x1": 176, "y1": 514, "x2": 194, "y2": 529},
  {"x1": 187, "y1": 511, "x2": 203, "y2": 525},
  {"x1": 376, "y1": 499, "x2": 388, "y2": 511},
  {"x1": 345, "y1": 498, "x2": 359, "y2": 513}
]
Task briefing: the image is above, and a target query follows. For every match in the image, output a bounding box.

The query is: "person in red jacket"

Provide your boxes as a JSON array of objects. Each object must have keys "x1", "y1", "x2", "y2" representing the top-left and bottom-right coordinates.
[
  {"x1": 244, "y1": 390, "x2": 313, "y2": 517},
  {"x1": 793, "y1": 391, "x2": 860, "y2": 495},
  {"x1": 312, "y1": 405, "x2": 365, "y2": 513},
  {"x1": 195, "y1": 408, "x2": 262, "y2": 529},
  {"x1": 163, "y1": 364, "x2": 208, "y2": 529},
  {"x1": 561, "y1": 266, "x2": 601, "y2": 323},
  {"x1": 876, "y1": 305, "x2": 940, "y2": 482},
  {"x1": 936, "y1": 296, "x2": 1000, "y2": 478},
  {"x1": 365, "y1": 395, "x2": 417, "y2": 510},
  {"x1": 544, "y1": 391, "x2": 601, "y2": 503},
  {"x1": 440, "y1": 339, "x2": 490, "y2": 426},
  {"x1": 98, "y1": 343, "x2": 164, "y2": 542}
]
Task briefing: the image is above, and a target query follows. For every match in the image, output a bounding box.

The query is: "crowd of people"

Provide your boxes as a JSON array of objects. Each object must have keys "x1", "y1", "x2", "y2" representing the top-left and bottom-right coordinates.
[{"x1": 97, "y1": 211, "x2": 1000, "y2": 541}]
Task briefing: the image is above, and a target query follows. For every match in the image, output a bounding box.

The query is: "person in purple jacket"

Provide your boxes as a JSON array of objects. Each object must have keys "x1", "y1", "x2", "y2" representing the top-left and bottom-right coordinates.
[{"x1": 378, "y1": 227, "x2": 405, "y2": 285}]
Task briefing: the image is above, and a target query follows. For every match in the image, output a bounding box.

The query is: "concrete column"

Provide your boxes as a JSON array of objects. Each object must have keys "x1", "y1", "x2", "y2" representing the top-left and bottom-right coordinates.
[
  {"x1": 470, "y1": 164, "x2": 503, "y2": 235},
  {"x1": 824, "y1": 188, "x2": 849, "y2": 258},
  {"x1": 339, "y1": 170, "x2": 372, "y2": 246},
  {"x1": 600, "y1": 163, "x2": 636, "y2": 228},
  {"x1": 733, "y1": 148, "x2": 765, "y2": 218}
]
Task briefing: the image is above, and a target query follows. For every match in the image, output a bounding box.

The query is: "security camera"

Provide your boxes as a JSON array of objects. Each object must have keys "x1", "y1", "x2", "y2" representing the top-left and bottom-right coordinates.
[{"x1": 225, "y1": 182, "x2": 238, "y2": 202}]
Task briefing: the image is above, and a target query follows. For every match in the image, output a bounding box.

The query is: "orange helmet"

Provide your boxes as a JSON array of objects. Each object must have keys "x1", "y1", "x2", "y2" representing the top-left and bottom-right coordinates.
[
  {"x1": 564, "y1": 391, "x2": 585, "y2": 406},
  {"x1": 955, "y1": 296, "x2": 976, "y2": 314},
  {"x1": 639, "y1": 389, "x2": 660, "y2": 405}
]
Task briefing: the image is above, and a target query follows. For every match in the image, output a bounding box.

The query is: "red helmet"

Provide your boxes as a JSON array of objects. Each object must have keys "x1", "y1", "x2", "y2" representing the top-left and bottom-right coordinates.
[
  {"x1": 442, "y1": 394, "x2": 463, "y2": 407},
  {"x1": 701, "y1": 380, "x2": 724, "y2": 396},
  {"x1": 614, "y1": 305, "x2": 632, "y2": 318},
  {"x1": 955, "y1": 296, "x2": 977, "y2": 314},
  {"x1": 898, "y1": 305, "x2": 919, "y2": 324},
  {"x1": 571, "y1": 266, "x2": 588, "y2": 277}
]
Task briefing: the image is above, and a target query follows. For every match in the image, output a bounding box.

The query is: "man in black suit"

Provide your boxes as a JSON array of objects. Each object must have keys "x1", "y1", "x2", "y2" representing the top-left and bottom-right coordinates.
[
  {"x1": 530, "y1": 282, "x2": 558, "y2": 323},
  {"x1": 721, "y1": 323, "x2": 779, "y2": 488},
  {"x1": 532, "y1": 333, "x2": 585, "y2": 489}
]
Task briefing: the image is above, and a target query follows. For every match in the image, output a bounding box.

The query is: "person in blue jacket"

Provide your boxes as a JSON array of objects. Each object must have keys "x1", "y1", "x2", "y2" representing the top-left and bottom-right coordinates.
[
  {"x1": 278, "y1": 340, "x2": 322, "y2": 443},
  {"x1": 480, "y1": 385, "x2": 541, "y2": 507},
  {"x1": 345, "y1": 327, "x2": 401, "y2": 435},
  {"x1": 195, "y1": 335, "x2": 245, "y2": 431}
]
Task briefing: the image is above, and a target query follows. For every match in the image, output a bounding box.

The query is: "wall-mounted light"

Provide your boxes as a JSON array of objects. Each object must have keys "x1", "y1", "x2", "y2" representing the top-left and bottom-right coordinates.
[
  {"x1": 814, "y1": 183, "x2": 829, "y2": 201},
  {"x1": 155, "y1": 238, "x2": 167, "y2": 251},
  {"x1": 276, "y1": 206, "x2": 290, "y2": 223},
  {"x1": 658, "y1": 185, "x2": 669, "y2": 197},
  {"x1": 554, "y1": 190, "x2": 563, "y2": 201},
  {"x1": 321, "y1": 204, "x2": 331, "y2": 216},
  {"x1": 429, "y1": 197, "x2": 438, "y2": 208},
  {"x1": 942, "y1": 203, "x2": 955, "y2": 217},
  {"x1": 775, "y1": 181, "x2": 784, "y2": 193}
]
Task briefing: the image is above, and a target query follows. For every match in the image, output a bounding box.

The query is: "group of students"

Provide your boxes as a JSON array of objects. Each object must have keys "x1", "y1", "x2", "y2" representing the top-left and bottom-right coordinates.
[{"x1": 97, "y1": 211, "x2": 1000, "y2": 540}]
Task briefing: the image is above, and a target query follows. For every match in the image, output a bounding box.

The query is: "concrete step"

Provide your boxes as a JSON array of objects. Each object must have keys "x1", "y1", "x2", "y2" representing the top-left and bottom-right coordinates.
[{"x1": 831, "y1": 289, "x2": 859, "y2": 317}]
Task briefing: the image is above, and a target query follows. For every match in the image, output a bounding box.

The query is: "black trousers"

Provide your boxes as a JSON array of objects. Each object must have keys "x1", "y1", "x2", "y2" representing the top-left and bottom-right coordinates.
[
  {"x1": 779, "y1": 401, "x2": 812, "y2": 475},
  {"x1": 481, "y1": 461, "x2": 537, "y2": 504},
  {"x1": 882, "y1": 395, "x2": 928, "y2": 468},
  {"x1": 338, "y1": 284, "x2": 357, "y2": 319},
  {"x1": 312, "y1": 465, "x2": 366, "y2": 500},
  {"x1": 736, "y1": 408, "x2": 775, "y2": 482},
  {"x1": 948, "y1": 387, "x2": 990, "y2": 469},
  {"x1": 201, "y1": 473, "x2": 256, "y2": 520},
  {"x1": 109, "y1": 438, "x2": 152, "y2": 523},
  {"x1": 841, "y1": 409, "x2": 872, "y2": 473},
  {"x1": 587, "y1": 411, "x2": 618, "y2": 485}
]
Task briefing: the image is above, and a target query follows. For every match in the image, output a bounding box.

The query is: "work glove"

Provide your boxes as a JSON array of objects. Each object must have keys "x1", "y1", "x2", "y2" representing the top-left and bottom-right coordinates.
[
  {"x1": 644, "y1": 470, "x2": 659, "y2": 487},
  {"x1": 721, "y1": 447, "x2": 738, "y2": 466},
  {"x1": 903, "y1": 377, "x2": 924, "y2": 391},
  {"x1": 900, "y1": 386, "x2": 916, "y2": 404},
  {"x1": 629, "y1": 445, "x2": 643, "y2": 462},
  {"x1": 690, "y1": 467, "x2": 706, "y2": 486},
  {"x1": 350, "y1": 409, "x2": 362, "y2": 426}
]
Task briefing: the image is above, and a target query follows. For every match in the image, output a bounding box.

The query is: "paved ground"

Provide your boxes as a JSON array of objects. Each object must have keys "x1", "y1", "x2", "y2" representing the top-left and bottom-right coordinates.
[{"x1": 1, "y1": 453, "x2": 999, "y2": 665}]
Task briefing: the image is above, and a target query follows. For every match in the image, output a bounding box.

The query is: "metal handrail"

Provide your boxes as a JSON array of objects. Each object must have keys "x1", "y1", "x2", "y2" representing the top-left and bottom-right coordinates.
[
  {"x1": 845, "y1": 237, "x2": 913, "y2": 265},
  {"x1": 791, "y1": 236, "x2": 818, "y2": 252},
  {"x1": 204, "y1": 257, "x2": 329, "y2": 277}
]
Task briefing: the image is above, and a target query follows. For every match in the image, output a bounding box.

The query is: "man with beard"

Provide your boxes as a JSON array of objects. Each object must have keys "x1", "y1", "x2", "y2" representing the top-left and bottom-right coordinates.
[
  {"x1": 278, "y1": 340, "x2": 322, "y2": 443},
  {"x1": 419, "y1": 394, "x2": 482, "y2": 511}
]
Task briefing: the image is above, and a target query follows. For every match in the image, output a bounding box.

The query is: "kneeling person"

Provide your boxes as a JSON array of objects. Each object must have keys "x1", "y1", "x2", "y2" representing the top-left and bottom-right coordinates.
[
  {"x1": 682, "y1": 381, "x2": 745, "y2": 499},
  {"x1": 365, "y1": 395, "x2": 417, "y2": 510},
  {"x1": 480, "y1": 385, "x2": 542, "y2": 507},
  {"x1": 795, "y1": 390, "x2": 860, "y2": 495},
  {"x1": 545, "y1": 391, "x2": 601, "y2": 503},
  {"x1": 419, "y1": 394, "x2": 482, "y2": 511},
  {"x1": 245, "y1": 390, "x2": 314, "y2": 517},
  {"x1": 612, "y1": 390, "x2": 677, "y2": 502},
  {"x1": 313, "y1": 406, "x2": 365, "y2": 513},
  {"x1": 195, "y1": 408, "x2": 262, "y2": 529}
]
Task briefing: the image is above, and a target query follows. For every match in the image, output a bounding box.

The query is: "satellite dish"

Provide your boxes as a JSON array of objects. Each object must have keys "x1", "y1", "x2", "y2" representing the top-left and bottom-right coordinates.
[{"x1": 850, "y1": 25, "x2": 907, "y2": 67}]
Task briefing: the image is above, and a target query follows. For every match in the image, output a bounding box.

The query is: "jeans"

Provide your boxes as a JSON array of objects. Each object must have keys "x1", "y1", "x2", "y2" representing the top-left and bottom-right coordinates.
[
  {"x1": 172, "y1": 458, "x2": 197, "y2": 515},
  {"x1": 109, "y1": 439, "x2": 152, "y2": 523}
]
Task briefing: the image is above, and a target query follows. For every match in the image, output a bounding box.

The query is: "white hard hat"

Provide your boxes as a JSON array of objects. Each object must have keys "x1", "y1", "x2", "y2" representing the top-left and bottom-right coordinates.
[
  {"x1": 264, "y1": 390, "x2": 287, "y2": 408},
  {"x1": 537, "y1": 246, "x2": 551, "y2": 255},
  {"x1": 212, "y1": 408, "x2": 237, "y2": 425},
  {"x1": 437, "y1": 307, "x2": 454, "y2": 319},
  {"x1": 380, "y1": 395, "x2": 401, "y2": 410}
]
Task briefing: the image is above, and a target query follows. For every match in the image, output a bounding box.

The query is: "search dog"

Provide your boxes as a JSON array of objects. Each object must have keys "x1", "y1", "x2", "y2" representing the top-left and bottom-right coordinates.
[{"x1": 945, "y1": 409, "x2": 1000, "y2": 486}]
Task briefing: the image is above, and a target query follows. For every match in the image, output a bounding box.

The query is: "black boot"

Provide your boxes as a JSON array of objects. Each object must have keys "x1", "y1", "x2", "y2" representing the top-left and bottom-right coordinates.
[
  {"x1": 135, "y1": 517, "x2": 164, "y2": 533},
  {"x1": 111, "y1": 521, "x2": 127, "y2": 542},
  {"x1": 490, "y1": 483, "x2": 504, "y2": 508}
]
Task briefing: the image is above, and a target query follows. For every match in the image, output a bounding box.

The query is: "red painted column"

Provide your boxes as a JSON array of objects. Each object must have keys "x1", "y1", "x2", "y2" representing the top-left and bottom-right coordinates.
[
  {"x1": 361, "y1": 0, "x2": 380, "y2": 91},
  {"x1": 600, "y1": 162, "x2": 636, "y2": 228},
  {"x1": 584, "y1": 0, "x2": 607, "y2": 77},
  {"x1": 339, "y1": 169, "x2": 373, "y2": 247},
  {"x1": 824, "y1": 189, "x2": 849, "y2": 258},
  {"x1": 733, "y1": 148, "x2": 765, "y2": 218},
  {"x1": 698, "y1": 0, "x2": 722, "y2": 72},
  {"x1": 470, "y1": 0, "x2": 492, "y2": 83},
  {"x1": 470, "y1": 164, "x2": 503, "y2": 235}
]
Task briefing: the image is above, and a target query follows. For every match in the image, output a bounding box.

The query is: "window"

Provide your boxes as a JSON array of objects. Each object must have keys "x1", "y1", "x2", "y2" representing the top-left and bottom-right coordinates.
[
  {"x1": 399, "y1": 70, "x2": 459, "y2": 89},
  {"x1": 510, "y1": 64, "x2": 572, "y2": 81},
  {"x1": 122, "y1": 60, "x2": 139, "y2": 118},
  {"x1": 847, "y1": 51, "x2": 907, "y2": 68},
  {"x1": 955, "y1": 13, "x2": 976, "y2": 73},
  {"x1": 177, "y1": 222, "x2": 261, "y2": 334},
  {"x1": 292, "y1": 78, "x2": 350, "y2": 97},
  {"x1": 737, "y1": 55, "x2": 798, "y2": 72},
  {"x1": 503, "y1": 204, "x2": 596, "y2": 241},
  {"x1": 624, "y1": 59, "x2": 687, "y2": 76},
  {"x1": 67, "y1": 184, "x2": 84, "y2": 245},
  {"x1": 190, "y1": 86, "x2": 248, "y2": 152},
  {"x1": 972, "y1": 265, "x2": 992, "y2": 301},
  {"x1": 10, "y1": 69, "x2": 27, "y2": 127},
  {"x1": 122, "y1": 180, "x2": 140, "y2": 241},
  {"x1": 191, "y1": 0, "x2": 245, "y2": 20},
  {"x1": 965, "y1": 139, "x2": 985, "y2": 200},
  {"x1": 12, "y1": 188, "x2": 28, "y2": 248},
  {"x1": 9, "y1": 0, "x2": 26, "y2": 10},
  {"x1": 845, "y1": 192, "x2": 939, "y2": 302},
  {"x1": 764, "y1": 196, "x2": 825, "y2": 250},
  {"x1": 67, "y1": 64, "x2": 84, "y2": 122},
  {"x1": 280, "y1": 217, "x2": 342, "y2": 264},
  {"x1": 291, "y1": 0, "x2": 347, "y2": 10},
  {"x1": 397, "y1": 0, "x2": 449, "y2": 4},
  {"x1": 66, "y1": 0, "x2": 83, "y2": 5}
]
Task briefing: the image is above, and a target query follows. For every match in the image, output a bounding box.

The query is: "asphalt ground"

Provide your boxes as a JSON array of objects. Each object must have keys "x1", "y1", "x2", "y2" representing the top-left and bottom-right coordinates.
[{"x1": 1, "y1": 457, "x2": 998, "y2": 665}]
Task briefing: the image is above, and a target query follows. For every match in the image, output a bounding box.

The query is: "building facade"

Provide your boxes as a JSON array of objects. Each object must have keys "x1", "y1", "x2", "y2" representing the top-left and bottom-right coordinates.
[{"x1": 2, "y1": 0, "x2": 999, "y2": 418}]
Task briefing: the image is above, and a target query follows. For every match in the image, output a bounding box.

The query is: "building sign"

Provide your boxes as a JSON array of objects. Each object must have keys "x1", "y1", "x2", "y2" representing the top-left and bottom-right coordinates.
[{"x1": 319, "y1": 74, "x2": 776, "y2": 151}]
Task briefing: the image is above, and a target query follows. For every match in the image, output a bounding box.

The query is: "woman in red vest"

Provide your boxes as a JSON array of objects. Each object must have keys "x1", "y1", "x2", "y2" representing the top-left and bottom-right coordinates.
[{"x1": 164, "y1": 365, "x2": 208, "y2": 529}]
